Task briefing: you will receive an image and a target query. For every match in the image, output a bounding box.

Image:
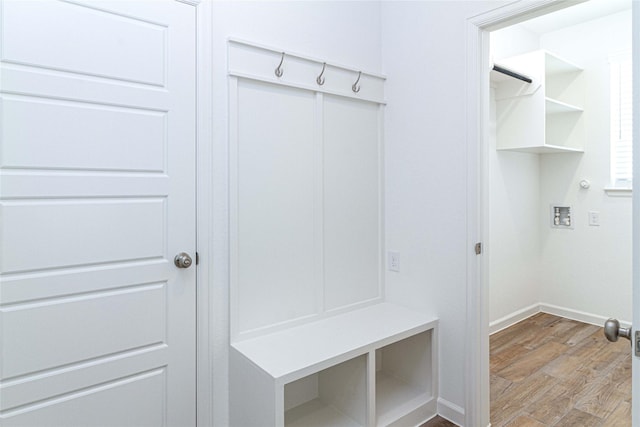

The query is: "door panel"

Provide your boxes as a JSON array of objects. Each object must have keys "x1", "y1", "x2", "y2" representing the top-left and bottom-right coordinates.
[
  {"x1": 1, "y1": 95, "x2": 166, "y2": 172},
  {"x1": 0, "y1": 1, "x2": 196, "y2": 425},
  {"x1": 2, "y1": 283, "x2": 166, "y2": 378},
  {"x1": 1, "y1": 1, "x2": 167, "y2": 86},
  {"x1": 2, "y1": 199, "x2": 165, "y2": 272},
  {"x1": 5, "y1": 369, "x2": 167, "y2": 427}
]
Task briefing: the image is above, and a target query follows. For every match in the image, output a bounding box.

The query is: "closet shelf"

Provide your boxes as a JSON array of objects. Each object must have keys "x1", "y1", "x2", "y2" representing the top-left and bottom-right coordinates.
[
  {"x1": 545, "y1": 97, "x2": 583, "y2": 114},
  {"x1": 545, "y1": 51, "x2": 583, "y2": 75},
  {"x1": 497, "y1": 144, "x2": 584, "y2": 154},
  {"x1": 495, "y1": 49, "x2": 584, "y2": 154}
]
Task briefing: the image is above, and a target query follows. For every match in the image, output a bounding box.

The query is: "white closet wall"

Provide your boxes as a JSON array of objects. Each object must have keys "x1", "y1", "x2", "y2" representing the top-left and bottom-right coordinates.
[
  {"x1": 488, "y1": 26, "x2": 542, "y2": 329},
  {"x1": 538, "y1": 11, "x2": 632, "y2": 324}
]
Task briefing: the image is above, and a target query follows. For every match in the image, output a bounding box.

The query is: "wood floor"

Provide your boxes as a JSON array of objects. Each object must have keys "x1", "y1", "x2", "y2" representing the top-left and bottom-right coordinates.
[
  {"x1": 420, "y1": 313, "x2": 631, "y2": 427},
  {"x1": 421, "y1": 416, "x2": 456, "y2": 427},
  {"x1": 490, "y1": 313, "x2": 631, "y2": 426}
]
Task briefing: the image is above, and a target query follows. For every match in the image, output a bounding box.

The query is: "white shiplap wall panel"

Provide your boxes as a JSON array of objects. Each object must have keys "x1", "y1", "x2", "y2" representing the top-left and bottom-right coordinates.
[
  {"x1": 235, "y1": 79, "x2": 319, "y2": 334},
  {"x1": 230, "y1": 40, "x2": 385, "y2": 340}
]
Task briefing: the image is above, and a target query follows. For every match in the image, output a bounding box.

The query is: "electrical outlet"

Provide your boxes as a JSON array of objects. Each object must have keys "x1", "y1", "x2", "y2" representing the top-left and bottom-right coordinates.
[
  {"x1": 388, "y1": 251, "x2": 400, "y2": 272},
  {"x1": 588, "y1": 210, "x2": 600, "y2": 226}
]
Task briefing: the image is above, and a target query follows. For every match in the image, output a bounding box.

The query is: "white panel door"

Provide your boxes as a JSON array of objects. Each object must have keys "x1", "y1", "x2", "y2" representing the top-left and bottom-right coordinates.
[{"x1": 0, "y1": 1, "x2": 196, "y2": 426}]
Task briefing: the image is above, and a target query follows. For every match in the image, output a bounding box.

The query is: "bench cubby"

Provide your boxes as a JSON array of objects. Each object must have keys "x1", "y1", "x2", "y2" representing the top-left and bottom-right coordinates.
[{"x1": 230, "y1": 303, "x2": 438, "y2": 427}]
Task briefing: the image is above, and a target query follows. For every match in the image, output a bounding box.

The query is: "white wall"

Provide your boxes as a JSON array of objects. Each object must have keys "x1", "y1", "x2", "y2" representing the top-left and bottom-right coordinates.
[
  {"x1": 488, "y1": 10, "x2": 632, "y2": 328},
  {"x1": 381, "y1": 0, "x2": 509, "y2": 416},
  {"x1": 489, "y1": 28, "x2": 542, "y2": 326},
  {"x1": 491, "y1": 25, "x2": 540, "y2": 59},
  {"x1": 210, "y1": 3, "x2": 382, "y2": 424},
  {"x1": 488, "y1": 98, "x2": 542, "y2": 325},
  {"x1": 539, "y1": 11, "x2": 632, "y2": 323}
]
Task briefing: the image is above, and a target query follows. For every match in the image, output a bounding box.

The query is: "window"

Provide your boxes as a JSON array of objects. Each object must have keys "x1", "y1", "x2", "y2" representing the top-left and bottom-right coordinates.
[{"x1": 610, "y1": 51, "x2": 633, "y2": 188}]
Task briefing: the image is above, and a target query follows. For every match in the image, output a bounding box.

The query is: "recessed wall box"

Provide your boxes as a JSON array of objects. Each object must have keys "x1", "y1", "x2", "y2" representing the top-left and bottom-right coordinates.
[{"x1": 551, "y1": 205, "x2": 573, "y2": 229}]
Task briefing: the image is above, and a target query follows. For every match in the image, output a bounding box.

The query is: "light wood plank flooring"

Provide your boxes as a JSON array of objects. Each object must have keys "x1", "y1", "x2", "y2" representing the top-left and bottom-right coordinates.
[
  {"x1": 491, "y1": 313, "x2": 631, "y2": 426},
  {"x1": 421, "y1": 416, "x2": 456, "y2": 427}
]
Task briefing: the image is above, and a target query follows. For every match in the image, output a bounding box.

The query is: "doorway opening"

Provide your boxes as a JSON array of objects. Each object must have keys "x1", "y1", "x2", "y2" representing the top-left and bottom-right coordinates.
[{"x1": 485, "y1": 1, "x2": 633, "y2": 425}]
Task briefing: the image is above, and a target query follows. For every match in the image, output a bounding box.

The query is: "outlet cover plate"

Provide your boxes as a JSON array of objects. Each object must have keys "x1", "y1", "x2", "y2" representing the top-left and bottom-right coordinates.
[{"x1": 388, "y1": 251, "x2": 400, "y2": 272}]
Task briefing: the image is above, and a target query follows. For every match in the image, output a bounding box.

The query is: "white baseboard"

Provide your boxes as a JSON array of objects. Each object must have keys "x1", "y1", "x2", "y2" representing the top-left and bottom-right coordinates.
[
  {"x1": 489, "y1": 303, "x2": 540, "y2": 335},
  {"x1": 539, "y1": 303, "x2": 631, "y2": 329},
  {"x1": 437, "y1": 397, "x2": 465, "y2": 426},
  {"x1": 489, "y1": 302, "x2": 630, "y2": 335}
]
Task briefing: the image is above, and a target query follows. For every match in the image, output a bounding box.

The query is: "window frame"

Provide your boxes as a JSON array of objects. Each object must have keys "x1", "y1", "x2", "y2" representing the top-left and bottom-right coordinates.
[{"x1": 608, "y1": 50, "x2": 633, "y2": 194}]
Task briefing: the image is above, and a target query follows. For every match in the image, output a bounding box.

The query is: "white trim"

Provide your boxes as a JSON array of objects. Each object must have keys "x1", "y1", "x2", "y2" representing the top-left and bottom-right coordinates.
[
  {"x1": 465, "y1": 2, "x2": 585, "y2": 426},
  {"x1": 378, "y1": 103, "x2": 386, "y2": 301},
  {"x1": 227, "y1": 69, "x2": 386, "y2": 105},
  {"x1": 227, "y1": 39, "x2": 386, "y2": 105},
  {"x1": 315, "y1": 92, "x2": 325, "y2": 315},
  {"x1": 540, "y1": 303, "x2": 631, "y2": 329},
  {"x1": 489, "y1": 304, "x2": 540, "y2": 335},
  {"x1": 228, "y1": 75, "x2": 239, "y2": 342},
  {"x1": 468, "y1": 0, "x2": 587, "y2": 30},
  {"x1": 228, "y1": 37, "x2": 387, "y2": 80},
  {"x1": 632, "y1": 3, "x2": 640, "y2": 426},
  {"x1": 605, "y1": 187, "x2": 633, "y2": 197},
  {"x1": 194, "y1": 0, "x2": 214, "y2": 425},
  {"x1": 488, "y1": 303, "x2": 632, "y2": 336},
  {"x1": 465, "y1": 13, "x2": 490, "y2": 427},
  {"x1": 175, "y1": 0, "x2": 201, "y2": 6},
  {"x1": 437, "y1": 397, "x2": 465, "y2": 427}
]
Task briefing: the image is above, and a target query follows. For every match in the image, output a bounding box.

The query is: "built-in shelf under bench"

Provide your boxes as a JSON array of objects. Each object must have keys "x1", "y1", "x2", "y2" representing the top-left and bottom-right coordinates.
[{"x1": 230, "y1": 302, "x2": 439, "y2": 427}]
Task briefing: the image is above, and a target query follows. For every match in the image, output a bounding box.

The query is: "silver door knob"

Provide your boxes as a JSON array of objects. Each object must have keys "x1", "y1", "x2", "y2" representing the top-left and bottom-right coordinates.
[
  {"x1": 174, "y1": 252, "x2": 193, "y2": 269},
  {"x1": 604, "y1": 318, "x2": 631, "y2": 342}
]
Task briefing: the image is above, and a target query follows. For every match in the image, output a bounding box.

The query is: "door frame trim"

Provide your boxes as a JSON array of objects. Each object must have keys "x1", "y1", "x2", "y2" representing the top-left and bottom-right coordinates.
[
  {"x1": 464, "y1": 1, "x2": 588, "y2": 426},
  {"x1": 194, "y1": 0, "x2": 214, "y2": 425},
  {"x1": 632, "y1": 3, "x2": 639, "y2": 426}
]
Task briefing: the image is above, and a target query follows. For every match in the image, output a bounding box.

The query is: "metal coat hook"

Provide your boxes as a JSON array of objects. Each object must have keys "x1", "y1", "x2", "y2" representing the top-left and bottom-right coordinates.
[
  {"x1": 316, "y1": 62, "x2": 326, "y2": 86},
  {"x1": 275, "y1": 52, "x2": 285, "y2": 78},
  {"x1": 352, "y1": 71, "x2": 361, "y2": 93}
]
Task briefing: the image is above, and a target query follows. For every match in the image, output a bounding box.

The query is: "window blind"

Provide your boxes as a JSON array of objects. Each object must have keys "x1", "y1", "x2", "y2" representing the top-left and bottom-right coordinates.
[{"x1": 610, "y1": 52, "x2": 633, "y2": 187}]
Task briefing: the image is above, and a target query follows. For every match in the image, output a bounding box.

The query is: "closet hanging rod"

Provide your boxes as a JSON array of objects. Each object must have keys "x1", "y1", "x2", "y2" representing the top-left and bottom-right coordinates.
[{"x1": 492, "y1": 64, "x2": 532, "y2": 84}]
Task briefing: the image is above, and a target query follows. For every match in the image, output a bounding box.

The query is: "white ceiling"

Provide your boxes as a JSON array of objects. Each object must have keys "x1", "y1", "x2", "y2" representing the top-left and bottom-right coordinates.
[{"x1": 519, "y1": 0, "x2": 631, "y2": 34}]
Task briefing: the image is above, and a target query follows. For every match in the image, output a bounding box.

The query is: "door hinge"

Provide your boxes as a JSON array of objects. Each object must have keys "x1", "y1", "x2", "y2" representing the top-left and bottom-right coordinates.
[
  {"x1": 196, "y1": 252, "x2": 199, "y2": 265},
  {"x1": 475, "y1": 242, "x2": 482, "y2": 255}
]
